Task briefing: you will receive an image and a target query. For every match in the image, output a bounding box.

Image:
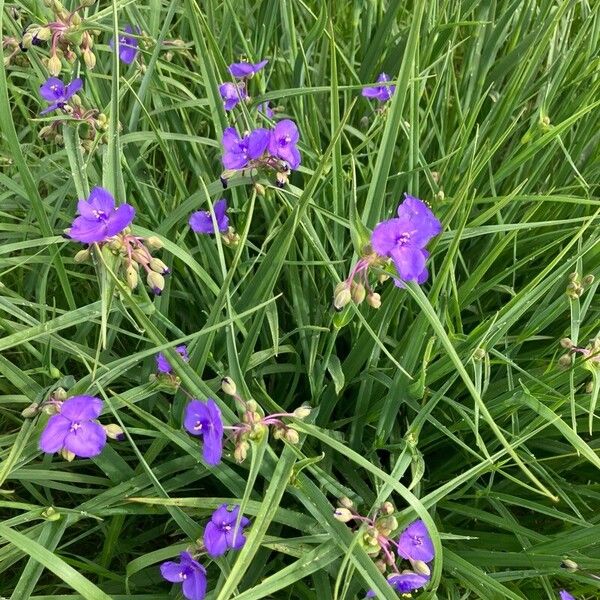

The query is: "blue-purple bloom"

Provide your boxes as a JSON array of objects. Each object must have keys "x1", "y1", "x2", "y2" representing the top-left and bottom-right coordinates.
[
  {"x1": 189, "y1": 199, "x2": 229, "y2": 234},
  {"x1": 156, "y1": 344, "x2": 189, "y2": 374},
  {"x1": 39, "y1": 77, "x2": 82, "y2": 114},
  {"x1": 160, "y1": 551, "x2": 207, "y2": 600},
  {"x1": 68, "y1": 187, "x2": 135, "y2": 244},
  {"x1": 387, "y1": 572, "x2": 430, "y2": 594},
  {"x1": 39, "y1": 395, "x2": 106, "y2": 458},
  {"x1": 219, "y1": 81, "x2": 248, "y2": 111},
  {"x1": 110, "y1": 25, "x2": 140, "y2": 65},
  {"x1": 203, "y1": 504, "x2": 250, "y2": 557},
  {"x1": 362, "y1": 72, "x2": 396, "y2": 102},
  {"x1": 222, "y1": 127, "x2": 270, "y2": 169},
  {"x1": 268, "y1": 119, "x2": 301, "y2": 170},
  {"x1": 371, "y1": 195, "x2": 441, "y2": 286},
  {"x1": 183, "y1": 399, "x2": 224, "y2": 466},
  {"x1": 258, "y1": 101, "x2": 274, "y2": 119},
  {"x1": 396, "y1": 519, "x2": 435, "y2": 562},
  {"x1": 229, "y1": 59, "x2": 268, "y2": 78},
  {"x1": 559, "y1": 592, "x2": 576, "y2": 600}
]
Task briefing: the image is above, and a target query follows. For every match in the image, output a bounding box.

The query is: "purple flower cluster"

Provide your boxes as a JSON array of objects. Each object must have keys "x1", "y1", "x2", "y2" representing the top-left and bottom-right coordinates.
[
  {"x1": 160, "y1": 504, "x2": 250, "y2": 600},
  {"x1": 362, "y1": 72, "x2": 396, "y2": 103},
  {"x1": 219, "y1": 59, "x2": 268, "y2": 111}
]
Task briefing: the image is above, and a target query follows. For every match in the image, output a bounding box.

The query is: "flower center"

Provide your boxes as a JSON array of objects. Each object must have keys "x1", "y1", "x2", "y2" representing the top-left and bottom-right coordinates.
[
  {"x1": 279, "y1": 135, "x2": 291, "y2": 147},
  {"x1": 396, "y1": 232, "x2": 411, "y2": 246},
  {"x1": 413, "y1": 535, "x2": 422, "y2": 546},
  {"x1": 193, "y1": 421, "x2": 203, "y2": 431},
  {"x1": 69, "y1": 421, "x2": 81, "y2": 432},
  {"x1": 92, "y1": 209, "x2": 108, "y2": 220}
]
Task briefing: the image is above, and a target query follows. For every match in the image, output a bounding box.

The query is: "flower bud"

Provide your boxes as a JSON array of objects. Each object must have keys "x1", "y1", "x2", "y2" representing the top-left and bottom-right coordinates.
[
  {"x1": 276, "y1": 171, "x2": 288, "y2": 187},
  {"x1": 333, "y1": 282, "x2": 351, "y2": 310},
  {"x1": 70, "y1": 12, "x2": 82, "y2": 26},
  {"x1": 47, "y1": 53, "x2": 62, "y2": 76},
  {"x1": 359, "y1": 116, "x2": 369, "y2": 129},
  {"x1": 272, "y1": 426, "x2": 285, "y2": 440},
  {"x1": 366, "y1": 292, "x2": 381, "y2": 309},
  {"x1": 43, "y1": 403, "x2": 60, "y2": 415},
  {"x1": 146, "y1": 236, "x2": 163, "y2": 250},
  {"x1": 378, "y1": 272, "x2": 390, "y2": 284},
  {"x1": 380, "y1": 501, "x2": 394, "y2": 515},
  {"x1": 374, "y1": 559, "x2": 387, "y2": 573},
  {"x1": 149, "y1": 257, "x2": 170, "y2": 275},
  {"x1": 60, "y1": 447, "x2": 75, "y2": 462},
  {"x1": 558, "y1": 354, "x2": 572, "y2": 369},
  {"x1": 338, "y1": 496, "x2": 354, "y2": 509},
  {"x1": 560, "y1": 559, "x2": 578, "y2": 572},
  {"x1": 74, "y1": 248, "x2": 91, "y2": 263},
  {"x1": 410, "y1": 559, "x2": 431, "y2": 576},
  {"x1": 585, "y1": 381, "x2": 593, "y2": 394},
  {"x1": 293, "y1": 404, "x2": 311, "y2": 418},
  {"x1": 351, "y1": 283, "x2": 366, "y2": 304},
  {"x1": 284, "y1": 428, "x2": 299, "y2": 444},
  {"x1": 41, "y1": 506, "x2": 61, "y2": 521},
  {"x1": 333, "y1": 507, "x2": 354, "y2": 522},
  {"x1": 583, "y1": 274, "x2": 595, "y2": 286},
  {"x1": 560, "y1": 337, "x2": 573, "y2": 349},
  {"x1": 83, "y1": 48, "x2": 96, "y2": 69},
  {"x1": 125, "y1": 264, "x2": 139, "y2": 290},
  {"x1": 376, "y1": 515, "x2": 398, "y2": 535},
  {"x1": 103, "y1": 424, "x2": 124, "y2": 440},
  {"x1": 146, "y1": 271, "x2": 165, "y2": 295},
  {"x1": 222, "y1": 227, "x2": 240, "y2": 247},
  {"x1": 21, "y1": 402, "x2": 40, "y2": 418},
  {"x1": 131, "y1": 247, "x2": 148, "y2": 263},
  {"x1": 473, "y1": 347, "x2": 486, "y2": 360},
  {"x1": 234, "y1": 440, "x2": 249, "y2": 463},
  {"x1": 220, "y1": 377, "x2": 237, "y2": 396}
]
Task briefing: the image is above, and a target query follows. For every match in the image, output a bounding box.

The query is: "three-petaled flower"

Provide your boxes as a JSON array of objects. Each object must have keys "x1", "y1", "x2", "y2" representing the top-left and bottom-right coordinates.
[
  {"x1": 219, "y1": 81, "x2": 248, "y2": 111},
  {"x1": 559, "y1": 591, "x2": 576, "y2": 600},
  {"x1": 110, "y1": 25, "x2": 140, "y2": 65},
  {"x1": 396, "y1": 519, "x2": 435, "y2": 562},
  {"x1": 203, "y1": 504, "x2": 250, "y2": 557},
  {"x1": 156, "y1": 344, "x2": 189, "y2": 374},
  {"x1": 68, "y1": 187, "x2": 135, "y2": 244},
  {"x1": 39, "y1": 77, "x2": 82, "y2": 114},
  {"x1": 371, "y1": 195, "x2": 442, "y2": 285},
  {"x1": 387, "y1": 572, "x2": 430, "y2": 594},
  {"x1": 183, "y1": 399, "x2": 224, "y2": 466},
  {"x1": 189, "y1": 199, "x2": 229, "y2": 234},
  {"x1": 268, "y1": 119, "x2": 301, "y2": 170},
  {"x1": 160, "y1": 551, "x2": 207, "y2": 600},
  {"x1": 39, "y1": 395, "x2": 107, "y2": 459},
  {"x1": 229, "y1": 59, "x2": 268, "y2": 78},
  {"x1": 362, "y1": 72, "x2": 396, "y2": 102},
  {"x1": 221, "y1": 127, "x2": 270, "y2": 169}
]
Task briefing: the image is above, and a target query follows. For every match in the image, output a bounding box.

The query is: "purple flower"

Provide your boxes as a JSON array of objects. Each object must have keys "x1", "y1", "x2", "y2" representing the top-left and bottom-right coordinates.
[
  {"x1": 160, "y1": 551, "x2": 207, "y2": 600},
  {"x1": 109, "y1": 25, "x2": 140, "y2": 65},
  {"x1": 219, "y1": 81, "x2": 248, "y2": 111},
  {"x1": 39, "y1": 77, "x2": 82, "y2": 115},
  {"x1": 229, "y1": 59, "x2": 268, "y2": 78},
  {"x1": 39, "y1": 395, "x2": 106, "y2": 458},
  {"x1": 203, "y1": 504, "x2": 250, "y2": 557},
  {"x1": 559, "y1": 592, "x2": 576, "y2": 600},
  {"x1": 387, "y1": 572, "x2": 430, "y2": 594},
  {"x1": 362, "y1": 72, "x2": 396, "y2": 102},
  {"x1": 371, "y1": 195, "x2": 441, "y2": 285},
  {"x1": 156, "y1": 344, "x2": 189, "y2": 374},
  {"x1": 222, "y1": 127, "x2": 270, "y2": 169},
  {"x1": 258, "y1": 101, "x2": 273, "y2": 119},
  {"x1": 189, "y1": 199, "x2": 229, "y2": 234},
  {"x1": 268, "y1": 119, "x2": 301, "y2": 170},
  {"x1": 68, "y1": 187, "x2": 135, "y2": 244},
  {"x1": 396, "y1": 519, "x2": 435, "y2": 563},
  {"x1": 183, "y1": 399, "x2": 223, "y2": 466}
]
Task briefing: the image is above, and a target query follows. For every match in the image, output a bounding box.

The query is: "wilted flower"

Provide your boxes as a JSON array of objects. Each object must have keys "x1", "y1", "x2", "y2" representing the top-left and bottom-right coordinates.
[
  {"x1": 160, "y1": 551, "x2": 207, "y2": 600},
  {"x1": 183, "y1": 399, "x2": 224, "y2": 466},
  {"x1": 189, "y1": 199, "x2": 229, "y2": 234},
  {"x1": 219, "y1": 81, "x2": 248, "y2": 110},
  {"x1": 229, "y1": 59, "x2": 268, "y2": 78},
  {"x1": 387, "y1": 571, "x2": 430, "y2": 593},
  {"x1": 268, "y1": 119, "x2": 301, "y2": 170},
  {"x1": 68, "y1": 187, "x2": 135, "y2": 244},
  {"x1": 362, "y1": 72, "x2": 396, "y2": 102},
  {"x1": 156, "y1": 344, "x2": 189, "y2": 374},
  {"x1": 39, "y1": 77, "x2": 82, "y2": 114},
  {"x1": 203, "y1": 504, "x2": 250, "y2": 557},
  {"x1": 222, "y1": 127, "x2": 270, "y2": 169},
  {"x1": 396, "y1": 519, "x2": 435, "y2": 563},
  {"x1": 559, "y1": 592, "x2": 576, "y2": 600},
  {"x1": 110, "y1": 25, "x2": 140, "y2": 65},
  {"x1": 371, "y1": 195, "x2": 441, "y2": 285},
  {"x1": 39, "y1": 395, "x2": 106, "y2": 459}
]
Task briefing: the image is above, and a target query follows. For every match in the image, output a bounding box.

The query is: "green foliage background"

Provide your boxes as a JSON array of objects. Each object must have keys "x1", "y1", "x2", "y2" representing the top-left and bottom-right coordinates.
[{"x1": 1, "y1": 0, "x2": 599, "y2": 598}]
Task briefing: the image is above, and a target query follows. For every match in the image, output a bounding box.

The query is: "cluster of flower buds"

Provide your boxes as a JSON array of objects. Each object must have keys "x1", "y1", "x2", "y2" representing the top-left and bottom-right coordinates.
[
  {"x1": 559, "y1": 337, "x2": 600, "y2": 375},
  {"x1": 334, "y1": 499, "x2": 435, "y2": 596},
  {"x1": 565, "y1": 271, "x2": 595, "y2": 299},
  {"x1": 20, "y1": 0, "x2": 99, "y2": 75},
  {"x1": 220, "y1": 376, "x2": 310, "y2": 463}
]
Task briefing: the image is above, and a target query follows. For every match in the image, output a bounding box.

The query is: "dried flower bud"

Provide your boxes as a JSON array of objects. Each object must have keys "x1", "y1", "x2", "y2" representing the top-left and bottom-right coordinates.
[
  {"x1": 146, "y1": 236, "x2": 163, "y2": 250},
  {"x1": 284, "y1": 428, "x2": 299, "y2": 444},
  {"x1": 146, "y1": 271, "x2": 165, "y2": 295},
  {"x1": 234, "y1": 440, "x2": 249, "y2": 463},
  {"x1": 366, "y1": 292, "x2": 381, "y2": 309},
  {"x1": 103, "y1": 424, "x2": 124, "y2": 440},
  {"x1": 333, "y1": 507, "x2": 354, "y2": 522},
  {"x1": 21, "y1": 402, "x2": 40, "y2": 418},
  {"x1": 47, "y1": 53, "x2": 62, "y2": 76},
  {"x1": 333, "y1": 282, "x2": 351, "y2": 310},
  {"x1": 131, "y1": 247, "x2": 148, "y2": 263},
  {"x1": 560, "y1": 559, "x2": 578, "y2": 572},
  {"x1": 276, "y1": 171, "x2": 288, "y2": 187},
  {"x1": 351, "y1": 283, "x2": 366, "y2": 304},
  {"x1": 293, "y1": 405, "x2": 311, "y2": 418},
  {"x1": 558, "y1": 354, "x2": 572, "y2": 369},
  {"x1": 149, "y1": 257, "x2": 170, "y2": 275},
  {"x1": 60, "y1": 447, "x2": 75, "y2": 462},
  {"x1": 583, "y1": 274, "x2": 595, "y2": 286},
  {"x1": 380, "y1": 501, "x2": 394, "y2": 515},
  {"x1": 560, "y1": 337, "x2": 573, "y2": 349},
  {"x1": 74, "y1": 248, "x2": 91, "y2": 263},
  {"x1": 338, "y1": 496, "x2": 354, "y2": 509},
  {"x1": 410, "y1": 559, "x2": 431, "y2": 576}
]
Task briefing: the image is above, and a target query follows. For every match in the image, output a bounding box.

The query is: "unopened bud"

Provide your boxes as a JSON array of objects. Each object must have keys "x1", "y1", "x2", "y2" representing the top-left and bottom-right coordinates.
[
  {"x1": 70, "y1": 12, "x2": 82, "y2": 26},
  {"x1": 272, "y1": 426, "x2": 285, "y2": 440},
  {"x1": 43, "y1": 403, "x2": 59, "y2": 415},
  {"x1": 234, "y1": 440, "x2": 249, "y2": 463},
  {"x1": 276, "y1": 171, "x2": 288, "y2": 187},
  {"x1": 284, "y1": 428, "x2": 299, "y2": 444},
  {"x1": 83, "y1": 48, "x2": 96, "y2": 69},
  {"x1": 585, "y1": 381, "x2": 593, "y2": 394},
  {"x1": 333, "y1": 507, "x2": 354, "y2": 522},
  {"x1": 53, "y1": 388, "x2": 67, "y2": 401},
  {"x1": 146, "y1": 236, "x2": 163, "y2": 250},
  {"x1": 338, "y1": 496, "x2": 354, "y2": 509},
  {"x1": 293, "y1": 404, "x2": 311, "y2": 418},
  {"x1": 41, "y1": 506, "x2": 61, "y2": 521},
  {"x1": 568, "y1": 272, "x2": 579, "y2": 282},
  {"x1": 125, "y1": 264, "x2": 139, "y2": 290},
  {"x1": 381, "y1": 501, "x2": 394, "y2": 515},
  {"x1": 60, "y1": 448, "x2": 75, "y2": 462},
  {"x1": 473, "y1": 347, "x2": 486, "y2": 360},
  {"x1": 103, "y1": 424, "x2": 124, "y2": 440},
  {"x1": 254, "y1": 182, "x2": 266, "y2": 197},
  {"x1": 47, "y1": 53, "x2": 62, "y2": 76},
  {"x1": 71, "y1": 94, "x2": 82, "y2": 108},
  {"x1": 146, "y1": 271, "x2": 165, "y2": 295},
  {"x1": 74, "y1": 248, "x2": 91, "y2": 263},
  {"x1": 359, "y1": 116, "x2": 369, "y2": 129},
  {"x1": 374, "y1": 559, "x2": 387, "y2": 573},
  {"x1": 410, "y1": 559, "x2": 431, "y2": 576},
  {"x1": 333, "y1": 282, "x2": 351, "y2": 310},
  {"x1": 560, "y1": 559, "x2": 578, "y2": 572},
  {"x1": 21, "y1": 402, "x2": 40, "y2": 418},
  {"x1": 221, "y1": 377, "x2": 237, "y2": 396},
  {"x1": 378, "y1": 272, "x2": 390, "y2": 284},
  {"x1": 149, "y1": 257, "x2": 170, "y2": 275},
  {"x1": 366, "y1": 292, "x2": 381, "y2": 309},
  {"x1": 558, "y1": 354, "x2": 572, "y2": 369},
  {"x1": 351, "y1": 283, "x2": 366, "y2": 304},
  {"x1": 376, "y1": 515, "x2": 398, "y2": 534},
  {"x1": 435, "y1": 189, "x2": 445, "y2": 201},
  {"x1": 583, "y1": 274, "x2": 595, "y2": 286},
  {"x1": 560, "y1": 337, "x2": 573, "y2": 349}
]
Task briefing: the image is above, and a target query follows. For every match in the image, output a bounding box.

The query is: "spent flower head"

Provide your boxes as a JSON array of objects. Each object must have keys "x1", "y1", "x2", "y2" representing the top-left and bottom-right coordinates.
[
  {"x1": 160, "y1": 551, "x2": 207, "y2": 600},
  {"x1": 203, "y1": 504, "x2": 250, "y2": 557}
]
